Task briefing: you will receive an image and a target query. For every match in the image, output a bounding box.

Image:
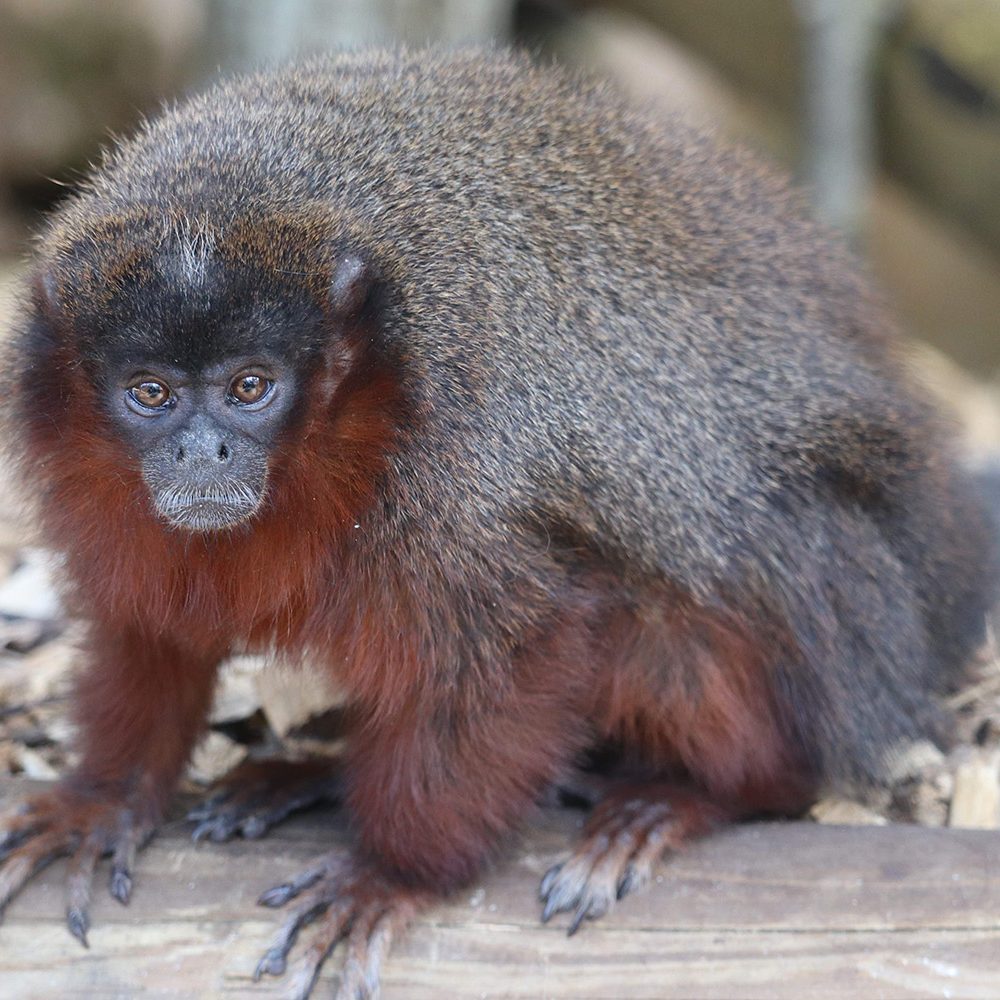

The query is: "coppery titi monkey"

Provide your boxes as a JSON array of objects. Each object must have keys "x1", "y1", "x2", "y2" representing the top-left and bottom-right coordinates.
[{"x1": 0, "y1": 49, "x2": 994, "y2": 998}]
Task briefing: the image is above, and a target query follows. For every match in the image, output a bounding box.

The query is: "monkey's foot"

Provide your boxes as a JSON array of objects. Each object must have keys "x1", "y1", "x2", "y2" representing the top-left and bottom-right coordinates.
[
  {"x1": 188, "y1": 757, "x2": 341, "y2": 842},
  {"x1": 539, "y1": 784, "x2": 724, "y2": 934},
  {"x1": 0, "y1": 786, "x2": 154, "y2": 945},
  {"x1": 254, "y1": 852, "x2": 425, "y2": 1000}
]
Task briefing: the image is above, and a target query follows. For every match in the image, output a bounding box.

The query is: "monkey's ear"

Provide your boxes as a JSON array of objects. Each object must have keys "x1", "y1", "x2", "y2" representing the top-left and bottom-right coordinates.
[
  {"x1": 31, "y1": 268, "x2": 62, "y2": 318},
  {"x1": 329, "y1": 252, "x2": 376, "y2": 321}
]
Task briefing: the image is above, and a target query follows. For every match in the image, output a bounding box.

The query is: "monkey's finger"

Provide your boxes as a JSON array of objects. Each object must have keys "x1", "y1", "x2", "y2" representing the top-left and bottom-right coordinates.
[
  {"x1": 0, "y1": 830, "x2": 34, "y2": 864},
  {"x1": 256, "y1": 897, "x2": 349, "y2": 988},
  {"x1": 237, "y1": 778, "x2": 343, "y2": 839},
  {"x1": 0, "y1": 797, "x2": 32, "y2": 819},
  {"x1": 187, "y1": 783, "x2": 266, "y2": 824},
  {"x1": 0, "y1": 801, "x2": 34, "y2": 830},
  {"x1": 185, "y1": 785, "x2": 239, "y2": 821},
  {"x1": 254, "y1": 893, "x2": 342, "y2": 981},
  {"x1": 562, "y1": 815, "x2": 655, "y2": 929},
  {"x1": 185, "y1": 800, "x2": 227, "y2": 823},
  {"x1": 0, "y1": 829, "x2": 71, "y2": 914},
  {"x1": 66, "y1": 829, "x2": 107, "y2": 946},
  {"x1": 615, "y1": 818, "x2": 673, "y2": 901},
  {"x1": 190, "y1": 814, "x2": 242, "y2": 843},
  {"x1": 258, "y1": 858, "x2": 332, "y2": 908},
  {"x1": 541, "y1": 891, "x2": 565, "y2": 924},
  {"x1": 109, "y1": 814, "x2": 143, "y2": 905},
  {"x1": 0, "y1": 854, "x2": 37, "y2": 916},
  {"x1": 566, "y1": 884, "x2": 612, "y2": 936},
  {"x1": 188, "y1": 795, "x2": 263, "y2": 839},
  {"x1": 540, "y1": 851, "x2": 598, "y2": 923},
  {"x1": 543, "y1": 798, "x2": 678, "y2": 926},
  {"x1": 191, "y1": 810, "x2": 271, "y2": 842},
  {"x1": 539, "y1": 861, "x2": 563, "y2": 901},
  {"x1": 567, "y1": 899, "x2": 591, "y2": 937},
  {"x1": 338, "y1": 902, "x2": 409, "y2": 1000},
  {"x1": 616, "y1": 862, "x2": 639, "y2": 901},
  {"x1": 282, "y1": 900, "x2": 355, "y2": 1000},
  {"x1": 190, "y1": 771, "x2": 343, "y2": 841},
  {"x1": 0, "y1": 812, "x2": 46, "y2": 860},
  {"x1": 336, "y1": 903, "x2": 386, "y2": 1000},
  {"x1": 543, "y1": 804, "x2": 636, "y2": 898},
  {"x1": 566, "y1": 871, "x2": 624, "y2": 937}
]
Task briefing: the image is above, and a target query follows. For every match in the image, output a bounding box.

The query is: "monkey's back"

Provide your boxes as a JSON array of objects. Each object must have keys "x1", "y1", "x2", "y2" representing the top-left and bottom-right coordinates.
[
  {"x1": 65, "y1": 58, "x2": 876, "y2": 528},
  {"x1": 49, "y1": 50, "x2": 994, "y2": 733}
]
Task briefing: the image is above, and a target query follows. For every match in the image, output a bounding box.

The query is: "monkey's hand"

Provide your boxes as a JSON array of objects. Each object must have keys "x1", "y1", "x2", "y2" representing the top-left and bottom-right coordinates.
[
  {"x1": 0, "y1": 784, "x2": 155, "y2": 946},
  {"x1": 253, "y1": 851, "x2": 427, "y2": 1000},
  {"x1": 187, "y1": 757, "x2": 342, "y2": 843}
]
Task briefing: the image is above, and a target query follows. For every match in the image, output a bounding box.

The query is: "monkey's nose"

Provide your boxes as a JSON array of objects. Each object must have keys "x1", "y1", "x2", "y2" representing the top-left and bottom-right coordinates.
[
  {"x1": 174, "y1": 441, "x2": 231, "y2": 463},
  {"x1": 172, "y1": 417, "x2": 234, "y2": 465}
]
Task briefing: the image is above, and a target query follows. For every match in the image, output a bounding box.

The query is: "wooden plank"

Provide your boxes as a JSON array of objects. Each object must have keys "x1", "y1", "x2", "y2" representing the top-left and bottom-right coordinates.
[{"x1": 1, "y1": 784, "x2": 999, "y2": 998}]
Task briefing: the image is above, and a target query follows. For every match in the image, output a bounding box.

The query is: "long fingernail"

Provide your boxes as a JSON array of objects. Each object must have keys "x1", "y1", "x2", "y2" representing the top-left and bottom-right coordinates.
[
  {"x1": 66, "y1": 906, "x2": 90, "y2": 948},
  {"x1": 253, "y1": 950, "x2": 286, "y2": 980},
  {"x1": 257, "y1": 884, "x2": 293, "y2": 907},
  {"x1": 617, "y1": 864, "x2": 636, "y2": 900},
  {"x1": 539, "y1": 863, "x2": 562, "y2": 899},
  {"x1": 110, "y1": 866, "x2": 132, "y2": 905},
  {"x1": 567, "y1": 903, "x2": 589, "y2": 936}
]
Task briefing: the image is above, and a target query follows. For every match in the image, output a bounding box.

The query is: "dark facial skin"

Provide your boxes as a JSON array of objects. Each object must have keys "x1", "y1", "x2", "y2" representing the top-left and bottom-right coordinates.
[
  {"x1": 112, "y1": 356, "x2": 299, "y2": 532},
  {"x1": 25, "y1": 236, "x2": 366, "y2": 541},
  {"x1": 51, "y1": 238, "x2": 343, "y2": 536}
]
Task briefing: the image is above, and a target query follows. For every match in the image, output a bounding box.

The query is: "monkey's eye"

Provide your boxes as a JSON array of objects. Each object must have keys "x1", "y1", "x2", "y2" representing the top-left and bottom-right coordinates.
[
  {"x1": 227, "y1": 373, "x2": 273, "y2": 406},
  {"x1": 127, "y1": 379, "x2": 173, "y2": 411}
]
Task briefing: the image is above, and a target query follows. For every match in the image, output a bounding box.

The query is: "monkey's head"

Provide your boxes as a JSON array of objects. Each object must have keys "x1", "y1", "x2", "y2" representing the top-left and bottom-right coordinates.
[
  {"x1": 16, "y1": 210, "x2": 384, "y2": 537},
  {"x1": 115, "y1": 358, "x2": 284, "y2": 533}
]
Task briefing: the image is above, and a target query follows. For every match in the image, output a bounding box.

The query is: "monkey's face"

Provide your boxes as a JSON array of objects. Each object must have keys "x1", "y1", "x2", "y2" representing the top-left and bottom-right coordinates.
[
  {"x1": 22, "y1": 216, "x2": 378, "y2": 537},
  {"x1": 114, "y1": 358, "x2": 297, "y2": 532},
  {"x1": 75, "y1": 249, "x2": 331, "y2": 534}
]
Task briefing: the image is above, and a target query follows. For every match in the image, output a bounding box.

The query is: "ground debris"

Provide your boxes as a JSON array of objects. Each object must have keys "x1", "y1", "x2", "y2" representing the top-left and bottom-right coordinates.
[
  {"x1": 811, "y1": 798, "x2": 888, "y2": 826},
  {"x1": 186, "y1": 730, "x2": 248, "y2": 786},
  {"x1": 948, "y1": 749, "x2": 1000, "y2": 829}
]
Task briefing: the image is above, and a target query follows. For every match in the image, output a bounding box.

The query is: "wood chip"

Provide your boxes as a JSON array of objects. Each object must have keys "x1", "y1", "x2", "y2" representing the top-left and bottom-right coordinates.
[
  {"x1": 30, "y1": 702, "x2": 74, "y2": 746},
  {"x1": 0, "y1": 637, "x2": 74, "y2": 708},
  {"x1": 255, "y1": 660, "x2": 345, "y2": 737},
  {"x1": 0, "y1": 549, "x2": 61, "y2": 621},
  {"x1": 186, "y1": 731, "x2": 247, "y2": 786},
  {"x1": 891, "y1": 760, "x2": 954, "y2": 826},
  {"x1": 883, "y1": 739, "x2": 946, "y2": 783},
  {"x1": 810, "y1": 797, "x2": 888, "y2": 826},
  {"x1": 948, "y1": 752, "x2": 1000, "y2": 829},
  {"x1": 14, "y1": 745, "x2": 59, "y2": 781},
  {"x1": 20, "y1": 638, "x2": 76, "y2": 703},
  {"x1": 210, "y1": 655, "x2": 265, "y2": 724},
  {"x1": 907, "y1": 780, "x2": 951, "y2": 827}
]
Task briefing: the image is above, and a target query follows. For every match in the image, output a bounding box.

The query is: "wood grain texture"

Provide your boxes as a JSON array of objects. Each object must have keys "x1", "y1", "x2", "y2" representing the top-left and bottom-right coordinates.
[{"x1": 1, "y1": 782, "x2": 999, "y2": 999}]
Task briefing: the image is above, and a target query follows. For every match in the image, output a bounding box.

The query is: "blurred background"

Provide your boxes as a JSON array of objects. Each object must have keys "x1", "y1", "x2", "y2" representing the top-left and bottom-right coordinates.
[{"x1": 1, "y1": 0, "x2": 1000, "y2": 392}]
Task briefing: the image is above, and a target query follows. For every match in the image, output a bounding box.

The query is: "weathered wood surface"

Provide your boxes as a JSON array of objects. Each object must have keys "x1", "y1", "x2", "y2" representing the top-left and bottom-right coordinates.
[{"x1": 1, "y1": 782, "x2": 999, "y2": 999}]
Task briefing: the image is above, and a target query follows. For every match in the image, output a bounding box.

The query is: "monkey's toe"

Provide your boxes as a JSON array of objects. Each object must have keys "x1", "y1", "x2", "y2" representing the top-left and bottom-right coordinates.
[
  {"x1": 188, "y1": 757, "x2": 341, "y2": 842},
  {"x1": 539, "y1": 786, "x2": 724, "y2": 934},
  {"x1": 539, "y1": 798, "x2": 670, "y2": 933},
  {"x1": 254, "y1": 851, "x2": 424, "y2": 1000},
  {"x1": 0, "y1": 789, "x2": 153, "y2": 944}
]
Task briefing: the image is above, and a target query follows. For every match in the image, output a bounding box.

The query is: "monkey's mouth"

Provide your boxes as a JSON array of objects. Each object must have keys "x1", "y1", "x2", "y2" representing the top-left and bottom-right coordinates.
[{"x1": 154, "y1": 487, "x2": 265, "y2": 532}]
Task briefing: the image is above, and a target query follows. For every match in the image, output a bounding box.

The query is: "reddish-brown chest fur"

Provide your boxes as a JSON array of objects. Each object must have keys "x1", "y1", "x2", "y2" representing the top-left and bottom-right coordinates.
[{"x1": 29, "y1": 350, "x2": 404, "y2": 666}]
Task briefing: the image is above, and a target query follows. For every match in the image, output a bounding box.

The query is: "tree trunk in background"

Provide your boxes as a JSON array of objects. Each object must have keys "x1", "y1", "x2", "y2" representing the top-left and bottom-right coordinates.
[
  {"x1": 795, "y1": 0, "x2": 893, "y2": 241},
  {"x1": 202, "y1": 0, "x2": 514, "y2": 74}
]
